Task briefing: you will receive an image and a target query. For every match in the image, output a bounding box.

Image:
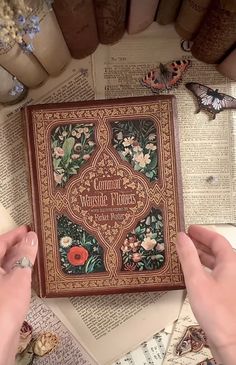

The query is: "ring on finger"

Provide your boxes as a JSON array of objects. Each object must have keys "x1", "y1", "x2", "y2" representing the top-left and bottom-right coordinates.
[{"x1": 11, "y1": 256, "x2": 33, "y2": 270}]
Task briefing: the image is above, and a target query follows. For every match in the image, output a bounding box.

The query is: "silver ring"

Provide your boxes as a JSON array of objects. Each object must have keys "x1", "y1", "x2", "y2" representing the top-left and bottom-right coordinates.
[{"x1": 12, "y1": 256, "x2": 33, "y2": 270}]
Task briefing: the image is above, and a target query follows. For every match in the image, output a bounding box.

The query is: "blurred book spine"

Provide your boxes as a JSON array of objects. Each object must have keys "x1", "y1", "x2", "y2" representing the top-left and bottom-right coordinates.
[
  {"x1": 0, "y1": 66, "x2": 28, "y2": 105},
  {"x1": 175, "y1": 0, "x2": 211, "y2": 40},
  {"x1": 0, "y1": 43, "x2": 48, "y2": 88},
  {"x1": 191, "y1": 0, "x2": 236, "y2": 63},
  {"x1": 53, "y1": 0, "x2": 99, "y2": 59},
  {"x1": 156, "y1": 0, "x2": 182, "y2": 25},
  {"x1": 24, "y1": 1, "x2": 71, "y2": 76},
  {"x1": 128, "y1": 0, "x2": 160, "y2": 34},
  {"x1": 217, "y1": 48, "x2": 236, "y2": 81},
  {"x1": 94, "y1": 0, "x2": 128, "y2": 44}
]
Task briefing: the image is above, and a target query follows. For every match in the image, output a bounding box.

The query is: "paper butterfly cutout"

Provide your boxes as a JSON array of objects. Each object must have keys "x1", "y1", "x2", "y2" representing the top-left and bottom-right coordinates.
[
  {"x1": 141, "y1": 59, "x2": 191, "y2": 93},
  {"x1": 186, "y1": 82, "x2": 236, "y2": 119},
  {"x1": 197, "y1": 359, "x2": 217, "y2": 365},
  {"x1": 175, "y1": 325, "x2": 209, "y2": 356}
]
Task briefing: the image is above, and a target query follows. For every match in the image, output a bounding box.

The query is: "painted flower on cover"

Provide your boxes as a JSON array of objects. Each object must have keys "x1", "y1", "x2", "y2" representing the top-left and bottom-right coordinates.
[
  {"x1": 54, "y1": 146, "x2": 64, "y2": 158},
  {"x1": 156, "y1": 243, "x2": 165, "y2": 252},
  {"x1": 122, "y1": 148, "x2": 131, "y2": 156},
  {"x1": 132, "y1": 253, "x2": 143, "y2": 262},
  {"x1": 133, "y1": 144, "x2": 142, "y2": 153},
  {"x1": 54, "y1": 172, "x2": 64, "y2": 185},
  {"x1": 148, "y1": 133, "x2": 156, "y2": 141},
  {"x1": 67, "y1": 246, "x2": 89, "y2": 266},
  {"x1": 141, "y1": 237, "x2": 157, "y2": 251},
  {"x1": 134, "y1": 152, "x2": 151, "y2": 168},
  {"x1": 122, "y1": 136, "x2": 135, "y2": 147},
  {"x1": 146, "y1": 143, "x2": 157, "y2": 151},
  {"x1": 60, "y1": 236, "x2": 72, "y2": 248}
]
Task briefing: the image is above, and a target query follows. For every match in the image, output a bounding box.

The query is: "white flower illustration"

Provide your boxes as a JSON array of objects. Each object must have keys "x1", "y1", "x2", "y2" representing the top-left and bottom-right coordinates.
[
  {"x1": 60, "y1": 236, "x2": 72, "y2": 248},
  {"x1": 122, "y1": 136, "x2": 135, "y2": 147},
  {"x1": 141, "y1": 237, "x2": 157, "y2": 250},
  {"x1": 146, "y1": 143, "x2": 157, "y2": 151},
  {"x1": 122, "y1": 148, "x2": 131, "y2": 156},
  {"x1": 117, "y1": 131, "x2": 123, "y2": 140},
  {"x1": 133, "y1": 145, "x2": 142, "y2": 153},
  {"x1": 134, "y1": 152, "x2": 151, "y2": 168},
  {"x1": 148, "y1": 133, "x2": 156, "y2": 141}
]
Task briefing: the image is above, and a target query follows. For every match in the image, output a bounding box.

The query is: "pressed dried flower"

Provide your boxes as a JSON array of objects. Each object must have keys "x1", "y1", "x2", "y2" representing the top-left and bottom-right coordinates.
[
  {"x1": 17, "y1": 321, "x2": 33, "y2": 354},
  {"x1": 0, "y1": 0, "x2": 53, "y2": 49},
  {"x1": 33, "y1": 332, "x2": 59, "y2": 356}
]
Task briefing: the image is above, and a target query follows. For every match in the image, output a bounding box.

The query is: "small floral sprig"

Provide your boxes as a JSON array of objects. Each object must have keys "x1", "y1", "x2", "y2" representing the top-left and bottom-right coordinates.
[
  {"x1": 121, "y1": 208, "x2": 165, "y2": 271},
  {"x1": 112, "y1": 119, "x2": 158, "y2": 182},
  {"x1": 0, "y1": 0, "x2": 53, "y2": 52}
]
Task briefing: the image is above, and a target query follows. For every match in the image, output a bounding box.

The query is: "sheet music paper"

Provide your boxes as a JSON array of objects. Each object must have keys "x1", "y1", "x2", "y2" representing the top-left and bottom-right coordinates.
[
  {"x1": 162, "y1": 297, "x2": 213, "y2": 365},
  {"x1": 114, "y1": 324, "x2": 173, "y2": 365}
]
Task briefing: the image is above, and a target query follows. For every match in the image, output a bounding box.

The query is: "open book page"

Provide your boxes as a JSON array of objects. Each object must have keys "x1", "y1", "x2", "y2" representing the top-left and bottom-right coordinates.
[
  {"x1": 27, "y1": 293, "x2": 97, "y2": 365},
  {"x1": 45, "y1": 290, "x2": 184, "y2": 365},
  {"x1": 0, "y1": 202, "x2": 16, "y2": 234},
  {"x1": 114, "y1": 324, "x2": 173, "y2": 365},
  {"x1": 0, "y1": 57, "x2": 95, "y2": 229},
  {"x1": 162, "y1": 297, "x2": 213, "y2": 365},
  {"x1": 93, "y1": 23, "x2": 236, "y2": 226}
]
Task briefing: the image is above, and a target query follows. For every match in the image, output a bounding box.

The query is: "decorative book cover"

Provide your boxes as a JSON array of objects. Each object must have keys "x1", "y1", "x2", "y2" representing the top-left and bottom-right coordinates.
[{"x1": 23, "y1": 96, "x2": 185, "y2": 297}]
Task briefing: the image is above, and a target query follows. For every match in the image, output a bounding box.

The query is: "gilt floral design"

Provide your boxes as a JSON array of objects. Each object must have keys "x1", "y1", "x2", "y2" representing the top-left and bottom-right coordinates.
[
  {"x1": 57, "y1": 215, "x2": 106, "y2": 275},
  {"x1": 51, "y1": 123, "x2": 96, "y2": 187},
  {"x1": 121, "y1": 208, "x2": 165, "y2": 271},
  {"x1": 111, "y1": 119, "x2": 158, "y2": 182}
]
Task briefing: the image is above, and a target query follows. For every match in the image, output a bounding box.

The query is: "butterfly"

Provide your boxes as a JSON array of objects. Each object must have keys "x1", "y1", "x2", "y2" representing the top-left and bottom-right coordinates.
[
  {"x1": 186, "y1": 82, "x2": 236, "y2": 119},
  {"x1": 141, "y1": 59, "x2": 191, "y2": 93}
]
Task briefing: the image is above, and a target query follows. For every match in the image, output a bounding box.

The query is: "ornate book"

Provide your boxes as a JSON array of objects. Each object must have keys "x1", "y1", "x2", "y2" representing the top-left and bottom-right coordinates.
[{"x1": 23, "y1": 96, "x2": 184, "y2": 297}]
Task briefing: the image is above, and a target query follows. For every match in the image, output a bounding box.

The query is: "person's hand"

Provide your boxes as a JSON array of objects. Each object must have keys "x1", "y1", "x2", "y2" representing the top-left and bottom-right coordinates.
[
  {"x1": 176, "y1": 225, "x2": 236, "y2": 365},
  {"x1": 0, "y1": 225, "x2": 38, "y2": 365}
]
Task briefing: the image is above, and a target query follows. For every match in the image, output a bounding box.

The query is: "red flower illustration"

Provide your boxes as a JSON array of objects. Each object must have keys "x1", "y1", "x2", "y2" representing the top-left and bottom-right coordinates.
[{"x1": 67, "y1": 246, "x2": 89, "y2": 266}]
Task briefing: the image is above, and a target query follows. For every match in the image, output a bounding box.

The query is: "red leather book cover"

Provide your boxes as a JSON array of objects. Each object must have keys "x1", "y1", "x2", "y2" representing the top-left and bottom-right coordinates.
[{"x1": 23, "y1": 96, "x2": 185, "y2": 297}]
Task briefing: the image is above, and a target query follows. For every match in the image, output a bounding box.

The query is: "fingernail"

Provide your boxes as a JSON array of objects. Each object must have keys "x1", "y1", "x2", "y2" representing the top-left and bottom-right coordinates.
[{"x1": 25, "y1": 231, "x2": 38, "y2": 246}]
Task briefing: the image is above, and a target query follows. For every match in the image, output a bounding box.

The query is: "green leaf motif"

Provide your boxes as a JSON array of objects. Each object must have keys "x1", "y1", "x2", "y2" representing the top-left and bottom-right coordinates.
[
  {"x1": 148, "y1": 152, "x2": 157, "y2": 170},
  {"x1": 53, "y1": 158, "x2": 61, "y2": 169},
  {"x1": 62, "y1": 137, "x2": 75, "y2": 166}
]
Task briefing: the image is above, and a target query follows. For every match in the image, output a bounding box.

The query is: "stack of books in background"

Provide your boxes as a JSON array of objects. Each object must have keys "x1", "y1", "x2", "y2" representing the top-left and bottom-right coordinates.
[{"x1": 0, "y1": 0, "x2": 236, "y2": 105}]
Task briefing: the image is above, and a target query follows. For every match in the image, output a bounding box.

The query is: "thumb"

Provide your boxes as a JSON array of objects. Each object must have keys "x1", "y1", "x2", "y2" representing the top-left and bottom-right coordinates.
[
  {"x1": 3, "y1": 231, "x2": 38, "y2": 274},
  {"x1": 176, "y1": 232, "x2": 205, "y2": 285}
]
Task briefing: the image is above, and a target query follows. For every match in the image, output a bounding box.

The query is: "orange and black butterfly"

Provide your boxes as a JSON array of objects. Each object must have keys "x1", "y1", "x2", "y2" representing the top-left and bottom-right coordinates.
[
  {"x1": 186, "y1": 82, "x2": 236, "y2": 119},
  {"x1": 141, "y1": 59, "x2": 191, "y2": 93}
]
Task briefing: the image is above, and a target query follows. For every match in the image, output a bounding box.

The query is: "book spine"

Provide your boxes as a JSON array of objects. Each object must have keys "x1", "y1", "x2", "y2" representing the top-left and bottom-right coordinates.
[
  {"x1": 191, "y1": 0, "x2": 236, "y2": 64},
  {"x1": 127, "y1": 0, "x2": 160, "y2": 34},
  {"x1": 24, "y1": 6, "x2": 71, "y2": 76},
  {"x1": 156, "y1": 0, "x2": 182, "y2": 25},
  {"x1": 0, "y1": 43, "x2": 48, "y2": 88},
  {"x1": 0, "y1": 66, "x2": 28, "y2": 105},
  {"x1": 217, "y1": 48, "x2": 236, "y2": 81},
  {"x1": 53, "y1": 0, "x2": 99, "y2": 59},
  {"x1": 94, "y1": 0, "x2": 128, "y2": 44},
  {"x1": 22, "y1": 106, "x2": 45, "y2": 298},
  {"x1": 175, "y1": 0, "x2": 211, "y2": 40}
]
